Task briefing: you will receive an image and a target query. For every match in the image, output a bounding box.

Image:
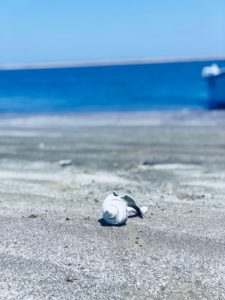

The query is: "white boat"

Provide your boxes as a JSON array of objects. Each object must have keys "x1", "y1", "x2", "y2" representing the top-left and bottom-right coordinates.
[{"x1": 202, "y1": 64, "x2": 225, "y2": 109}]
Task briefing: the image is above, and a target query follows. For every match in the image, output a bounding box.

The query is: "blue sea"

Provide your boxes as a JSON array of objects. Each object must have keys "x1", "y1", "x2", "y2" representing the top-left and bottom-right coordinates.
[{"x1": 0, "y1": 60, "x2": 224, "y2": 113}]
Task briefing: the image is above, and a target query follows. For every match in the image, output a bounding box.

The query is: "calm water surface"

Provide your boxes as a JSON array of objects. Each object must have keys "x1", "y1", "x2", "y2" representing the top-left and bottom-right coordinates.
[{"x1": 0, "y1": 60, "x2": 224, "y2": 113}]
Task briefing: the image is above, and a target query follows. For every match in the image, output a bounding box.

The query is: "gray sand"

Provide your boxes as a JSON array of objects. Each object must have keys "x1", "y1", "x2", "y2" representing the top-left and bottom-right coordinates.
[{"x1": 0, "y1": 111, "x2": 225, "y2": 299}]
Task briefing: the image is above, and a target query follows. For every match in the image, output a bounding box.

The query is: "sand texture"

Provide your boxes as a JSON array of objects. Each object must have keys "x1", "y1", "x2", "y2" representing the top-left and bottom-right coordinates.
[{"x1": 0, "y1": 111, "x2": 225, "y2": 299}]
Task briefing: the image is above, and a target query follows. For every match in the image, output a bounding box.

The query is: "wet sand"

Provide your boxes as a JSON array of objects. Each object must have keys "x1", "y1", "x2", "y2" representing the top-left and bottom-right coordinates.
[{"x1": 0, "y1": 111, "x2": 225, "y2": 299}]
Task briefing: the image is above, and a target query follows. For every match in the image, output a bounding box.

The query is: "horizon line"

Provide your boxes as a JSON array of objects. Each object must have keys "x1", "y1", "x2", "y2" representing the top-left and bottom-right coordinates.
[{"x1": 0, "y1": 55, "x2": 225, "y2": 71}]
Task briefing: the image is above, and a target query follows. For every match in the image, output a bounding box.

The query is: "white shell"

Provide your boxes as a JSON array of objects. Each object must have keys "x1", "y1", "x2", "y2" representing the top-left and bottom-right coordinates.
[
  {"x1": 101, "y1": 194, "x2": 128, "y2": 225},
  {"x1": 127, "y1": 206, "x2": 148, "y2": 216}
]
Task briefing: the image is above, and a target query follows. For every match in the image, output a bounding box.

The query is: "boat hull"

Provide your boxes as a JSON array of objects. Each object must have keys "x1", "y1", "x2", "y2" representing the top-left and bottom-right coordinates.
[{"x1": 205, "y1": 72, "x2": 225, "y2": 109}]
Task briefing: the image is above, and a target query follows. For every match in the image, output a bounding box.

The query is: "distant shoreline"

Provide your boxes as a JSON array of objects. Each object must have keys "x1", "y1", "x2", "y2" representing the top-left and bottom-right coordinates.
[{"x1": 0, "y1": 56, "x2": 225, "y2": 71}]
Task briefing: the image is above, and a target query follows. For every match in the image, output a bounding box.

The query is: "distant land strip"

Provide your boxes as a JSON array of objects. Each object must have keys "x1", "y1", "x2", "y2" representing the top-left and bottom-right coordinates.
[{"x1": 0, "y1": 56, "x2": 225, "y2": 71}]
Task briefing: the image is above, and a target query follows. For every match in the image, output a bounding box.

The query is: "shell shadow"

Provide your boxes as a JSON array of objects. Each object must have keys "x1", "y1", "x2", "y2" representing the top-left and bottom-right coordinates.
[
  {"x1": 98, "y1": 213, "x2": 139, "y2": 226},
  {"x1": 128, "y1": 214, "x2": 138, "y2": 219},
  {"x1": 98, "y1": 218, "x2": 126, "y2": 227}
]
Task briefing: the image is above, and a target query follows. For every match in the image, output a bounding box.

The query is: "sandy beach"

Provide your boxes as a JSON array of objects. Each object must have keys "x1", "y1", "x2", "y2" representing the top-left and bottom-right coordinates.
[{"x1": 0, "y1": 111, "x2": 225, "y2": 299}]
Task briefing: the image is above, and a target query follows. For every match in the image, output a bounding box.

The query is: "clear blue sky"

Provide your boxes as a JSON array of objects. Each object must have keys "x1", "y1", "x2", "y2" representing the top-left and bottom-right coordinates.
[{"x1": 0, "y1": 0, "x2": 224, "y2": 65}]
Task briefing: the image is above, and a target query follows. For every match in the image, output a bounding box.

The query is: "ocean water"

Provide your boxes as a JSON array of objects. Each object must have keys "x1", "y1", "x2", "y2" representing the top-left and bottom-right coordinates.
[{"x1": 0, "y1": 60, "x2": 224, "y2": 113}]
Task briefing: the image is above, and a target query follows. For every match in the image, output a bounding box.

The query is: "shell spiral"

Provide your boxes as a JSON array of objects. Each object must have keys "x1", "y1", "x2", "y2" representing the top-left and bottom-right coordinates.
[{"x1": 101, "y1": 194, "x2": 128, "y2": 225}]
